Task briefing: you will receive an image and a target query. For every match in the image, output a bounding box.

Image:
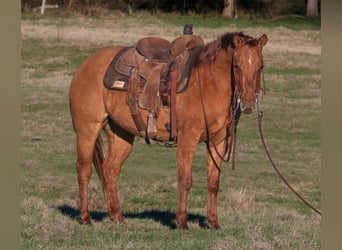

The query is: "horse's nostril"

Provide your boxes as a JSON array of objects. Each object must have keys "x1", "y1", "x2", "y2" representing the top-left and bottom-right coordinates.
[
  {"x1": 240, "y1": 100, "x2": 255, "y2": 114},
  {"x1": 243, "y1": 108, "x2": 252, "y2": 114}
]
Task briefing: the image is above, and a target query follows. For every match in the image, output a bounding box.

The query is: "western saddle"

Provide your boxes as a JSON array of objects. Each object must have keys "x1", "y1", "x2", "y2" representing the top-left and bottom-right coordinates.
[{"x1": 103, "y1": 24, "x2": 204, "y2": 143}]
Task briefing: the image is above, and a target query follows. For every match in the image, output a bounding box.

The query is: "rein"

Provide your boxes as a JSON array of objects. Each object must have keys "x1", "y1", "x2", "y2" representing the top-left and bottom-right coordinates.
[{"x1": 257, "y1": 110, "x2": 321, "y2": 216}]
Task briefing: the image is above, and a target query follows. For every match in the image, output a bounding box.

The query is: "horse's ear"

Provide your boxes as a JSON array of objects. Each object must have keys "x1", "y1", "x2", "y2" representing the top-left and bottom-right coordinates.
[
  {"x1": 258, "y1": 34, "x2": 268, "y2": 48},
  {"x1": 233, "y1": 35, "x2": 242, "y2": 47}
]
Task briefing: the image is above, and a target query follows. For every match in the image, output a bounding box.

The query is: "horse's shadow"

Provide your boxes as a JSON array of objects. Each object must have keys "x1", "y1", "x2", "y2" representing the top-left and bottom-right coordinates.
[{"x1": 56, "y1": 204, "x2": 208, "y2": 229}]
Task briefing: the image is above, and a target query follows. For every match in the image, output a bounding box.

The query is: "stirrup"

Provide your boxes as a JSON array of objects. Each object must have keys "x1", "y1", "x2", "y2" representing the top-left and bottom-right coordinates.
[{"x1": 147, "y1": 113, "x2": 157, "y2": 139}]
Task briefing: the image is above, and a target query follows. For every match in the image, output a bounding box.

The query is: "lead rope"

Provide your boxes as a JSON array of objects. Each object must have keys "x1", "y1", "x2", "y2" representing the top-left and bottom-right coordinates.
[{"x1": 256, "y1": 109, "x2": 321, "y2": 216}]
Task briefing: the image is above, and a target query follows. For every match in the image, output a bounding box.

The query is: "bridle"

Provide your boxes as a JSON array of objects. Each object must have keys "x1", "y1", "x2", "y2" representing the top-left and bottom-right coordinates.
[{"x1": 197, "y1": 53, "x2": 264, "y2": 171}]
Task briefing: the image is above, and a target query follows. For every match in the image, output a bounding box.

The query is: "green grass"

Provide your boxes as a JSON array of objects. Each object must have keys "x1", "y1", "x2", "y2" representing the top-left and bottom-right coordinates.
[
  {"x1": 21, "y1": 12, "x2": 321, "y2": 249},
  {"x1": 265, "y1": 67, "x2": 320, "y2": 75}
]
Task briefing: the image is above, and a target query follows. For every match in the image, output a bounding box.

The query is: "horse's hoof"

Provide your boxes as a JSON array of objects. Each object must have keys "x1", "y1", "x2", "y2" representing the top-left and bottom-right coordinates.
[
  {"x1": 176, "y1": 223, "x2": 189, "y2": 230},
  {"x1": 79, "y1": 216, "x2": 91, "y2": 225},
  {"x1": 109, "y1": 213, "x2": 125, "y2": 225},
  {"x1": 208, "y1": 222, "x2": 220, "y2": 230},
  {"x1": 117, "y1": 217, "x2": 125, "y2": 225}
]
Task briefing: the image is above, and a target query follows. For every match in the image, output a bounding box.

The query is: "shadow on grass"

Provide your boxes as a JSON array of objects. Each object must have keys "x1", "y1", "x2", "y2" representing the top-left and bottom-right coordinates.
[{"x1": 57, "y1": 204, "x2": 208, "y2": 229}]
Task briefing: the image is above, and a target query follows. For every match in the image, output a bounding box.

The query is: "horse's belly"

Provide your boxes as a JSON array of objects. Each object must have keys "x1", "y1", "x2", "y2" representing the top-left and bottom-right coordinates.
[{"x1": 104, "y1": 90, "x2": 171, "y2": 141}]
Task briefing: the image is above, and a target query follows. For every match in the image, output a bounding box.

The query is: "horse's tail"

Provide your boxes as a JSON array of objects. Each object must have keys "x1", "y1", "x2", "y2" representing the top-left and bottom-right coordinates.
[{"x1": 93, "y1": 135, "x2": 107, "y2": 196}]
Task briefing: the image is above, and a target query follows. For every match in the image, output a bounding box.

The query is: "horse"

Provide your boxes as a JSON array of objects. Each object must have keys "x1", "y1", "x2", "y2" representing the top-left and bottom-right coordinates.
[{"x1": 69, "y1": 32, "x2": 268, "y2": 229}]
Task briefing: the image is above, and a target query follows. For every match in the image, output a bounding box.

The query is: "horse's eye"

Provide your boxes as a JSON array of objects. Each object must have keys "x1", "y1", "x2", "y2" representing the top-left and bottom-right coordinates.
[
  {"x1": 259, "y1": 64, "x2": 264, "y2": 71},
  {"x1": 234, "y1": 64, "x2": 240, "y2": 70}
]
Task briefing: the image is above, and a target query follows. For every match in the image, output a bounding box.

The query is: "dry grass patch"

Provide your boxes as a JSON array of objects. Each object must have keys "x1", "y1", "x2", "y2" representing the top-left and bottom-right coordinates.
[
  {"x1": 21, "y1": 19, "x2": 320, "y2": 56},
  {"x1": 22, "y1": 197, "x2": 74, "y2": 243},
  {"x1": 23, "y1": 159, "x2": 41, "y2": 169},
  {"x1": 224, "y1": 188, "x2": 256, "y2": 212}
]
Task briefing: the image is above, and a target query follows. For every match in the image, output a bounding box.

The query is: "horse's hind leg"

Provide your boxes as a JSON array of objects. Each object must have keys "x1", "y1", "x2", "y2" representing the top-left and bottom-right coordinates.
[
  {"x1": 75, "y1": 123, "x2": 103, "y2": 224},
  {"x1": 102, "y1": 120, "x2": 134, "y2": 223}
]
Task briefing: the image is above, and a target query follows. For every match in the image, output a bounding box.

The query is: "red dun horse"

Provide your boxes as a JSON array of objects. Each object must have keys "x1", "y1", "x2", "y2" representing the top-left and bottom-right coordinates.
[{"x1": 69, "y1": 32, "x2": 267, "y2": 229}]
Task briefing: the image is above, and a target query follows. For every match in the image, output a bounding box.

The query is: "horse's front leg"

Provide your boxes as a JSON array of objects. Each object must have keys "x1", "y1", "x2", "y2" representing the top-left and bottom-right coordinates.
[
  {"x1": 206, "y1": 139, "x2": 227, "y2": 229},
  {"x1": 176, "y1": 133, "x2": 198, "y2": 230}
]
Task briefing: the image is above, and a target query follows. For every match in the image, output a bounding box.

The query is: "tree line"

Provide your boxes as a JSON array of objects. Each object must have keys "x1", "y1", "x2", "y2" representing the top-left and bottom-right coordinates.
[{"x1": 22, "y1": 0, "x2": 320, "y2": 18}]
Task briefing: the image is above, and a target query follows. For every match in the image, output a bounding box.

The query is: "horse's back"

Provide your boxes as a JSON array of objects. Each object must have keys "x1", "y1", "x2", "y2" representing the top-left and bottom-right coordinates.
[
  {"x1": 69, "y1": 46, "x2": 124, "y2": 131},
  {"x1": 70, "y1": 46, "x2": 124, "y2": 92}
]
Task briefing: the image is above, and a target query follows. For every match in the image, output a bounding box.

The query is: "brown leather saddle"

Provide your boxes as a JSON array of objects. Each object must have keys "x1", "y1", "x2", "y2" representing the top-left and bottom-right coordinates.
[{"x1": 104, "y1": 34, "x2": 204, "y2": 143}]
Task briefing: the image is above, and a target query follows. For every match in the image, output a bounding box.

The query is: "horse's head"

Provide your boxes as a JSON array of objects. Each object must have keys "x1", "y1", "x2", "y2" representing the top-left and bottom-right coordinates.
[{"x1": 232, "y1": 34, "x2": 268, "y2": 114}]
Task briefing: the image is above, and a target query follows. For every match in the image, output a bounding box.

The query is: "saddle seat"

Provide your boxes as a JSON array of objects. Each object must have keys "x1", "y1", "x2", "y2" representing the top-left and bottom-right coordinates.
[{"x1": 136, "y1": 37, "x2": 171, "y2": 61}]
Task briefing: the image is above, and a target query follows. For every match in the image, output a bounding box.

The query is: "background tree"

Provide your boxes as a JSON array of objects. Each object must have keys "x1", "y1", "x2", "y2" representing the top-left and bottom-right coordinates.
[
  {"x1": 306, "y1": 0, "x2": 319, "y2": 17},
  {"x1": 222, "y1": 0, "x2": 235, "y2": 18}
]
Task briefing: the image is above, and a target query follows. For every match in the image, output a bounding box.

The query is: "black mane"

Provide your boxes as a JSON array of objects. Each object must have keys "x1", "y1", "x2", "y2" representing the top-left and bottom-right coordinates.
[
  {"x1": 195, "y1": 32, "x2": 252, "y2": 65},
  {"x1": 220, "y1": 32, "x2": 252, "y2": 49}
]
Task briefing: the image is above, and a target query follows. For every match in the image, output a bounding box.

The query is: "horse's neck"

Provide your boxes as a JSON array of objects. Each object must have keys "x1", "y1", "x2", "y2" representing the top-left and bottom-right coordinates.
[
  {"x1": 192, "y1": 48, "x2": 234, "y2": 135},
  {"x1": 204, "y1": 48, "x2": 234, "y2": 96}
]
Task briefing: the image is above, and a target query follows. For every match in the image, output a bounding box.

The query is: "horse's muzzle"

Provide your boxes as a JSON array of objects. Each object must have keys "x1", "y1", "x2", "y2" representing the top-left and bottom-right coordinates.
[{"x1": 240, "y1": 100, "x2": 255, "y2": 114}]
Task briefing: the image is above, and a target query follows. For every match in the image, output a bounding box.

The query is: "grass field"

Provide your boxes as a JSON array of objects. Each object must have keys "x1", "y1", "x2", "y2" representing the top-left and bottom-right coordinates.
[{"x1": 21, "y1": 11, "x2": 321, "y2": 249}]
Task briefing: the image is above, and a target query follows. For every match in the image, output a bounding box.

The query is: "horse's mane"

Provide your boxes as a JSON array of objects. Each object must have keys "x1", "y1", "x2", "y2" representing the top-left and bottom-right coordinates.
[{"x1": 195, "y1": 32, "x2": 253, "y2": 65}]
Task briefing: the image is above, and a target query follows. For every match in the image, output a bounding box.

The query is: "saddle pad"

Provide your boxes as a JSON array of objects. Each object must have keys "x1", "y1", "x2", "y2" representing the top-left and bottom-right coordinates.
[{"x1": 103, "y1": 47, "x2": 133, "y2": 90}]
